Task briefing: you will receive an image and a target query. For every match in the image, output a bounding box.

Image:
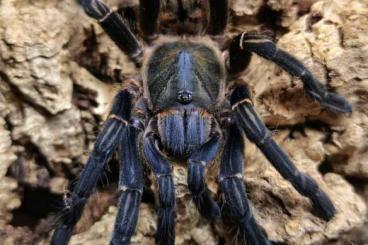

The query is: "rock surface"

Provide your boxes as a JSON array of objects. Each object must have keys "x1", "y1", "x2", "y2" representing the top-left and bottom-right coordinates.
[{"x1": 0, "y1": 0, "x2": 367, "y2": 244}]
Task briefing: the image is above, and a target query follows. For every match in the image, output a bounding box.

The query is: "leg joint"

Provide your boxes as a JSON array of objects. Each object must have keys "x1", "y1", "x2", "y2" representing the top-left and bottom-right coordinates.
[
  {"x1": 219, "y1": 173, "x2": 243, "y2": 182},
  {"x1": 109, "y1": 114, "x2": 129, "y2": 126},
  {"x1": 118, "y1": 185, "x2": 143, "y2": 195},
  {"x1": 231, "y1": 98, "x2": 253, "y2": 110}
]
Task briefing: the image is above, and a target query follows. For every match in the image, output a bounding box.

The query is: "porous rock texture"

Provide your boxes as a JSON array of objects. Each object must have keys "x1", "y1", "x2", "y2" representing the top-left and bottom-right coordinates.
[{"x1": 0, "y1": 0, "x2": 367, "y2": 244}]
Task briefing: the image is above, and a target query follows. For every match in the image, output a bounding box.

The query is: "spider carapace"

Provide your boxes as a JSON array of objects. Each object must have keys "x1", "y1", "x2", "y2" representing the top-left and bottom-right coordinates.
[
  {"x1": 51, "y1": 1, "x2": 352, "y2": 245},
  {"x1": 145, "y1": 41, "x2": 225, "y2": 157}
]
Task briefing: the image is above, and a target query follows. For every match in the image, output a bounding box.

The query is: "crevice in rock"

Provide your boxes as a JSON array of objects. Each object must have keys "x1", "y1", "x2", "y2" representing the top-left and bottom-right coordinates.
[
  {"x1": 72, "y1": 82, "x2": 100, "y2": 153},
  {"x1": 270, "y1": 193, "x2": 292, "y2": 217},
  {"x1": 318, "y1": 157, "x2": 335, "y2": 176},
  {"x1": 268, "y1": 119, "x2": 334, "y2": 143},
  {"x1": 256, "y1": 4, "x2": 288, "y2": 36},
  {"x1": 6, "y1": 137, "x2": 56, "y2": 186},
  {"x1": 74, "y1": 26, "x2": 123, "y2": 84},
  {"x1": 344, "y1": 176, "x2": 367, "y2": 197},
  {"x1": 306, "y1": 12, "x2": 323, "y2": 32},
  {"x1": 0, "y1": 71, "x2": 55, "y2": 117},
  {"x1": 10, "y1": 185, "x2": 63, "y2": 229}
]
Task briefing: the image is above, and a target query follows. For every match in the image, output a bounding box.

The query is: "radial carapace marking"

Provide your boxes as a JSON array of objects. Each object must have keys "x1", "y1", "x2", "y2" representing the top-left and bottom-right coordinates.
[{"x1": 145, "y1": 41, "x2": 225, "y2": 112}]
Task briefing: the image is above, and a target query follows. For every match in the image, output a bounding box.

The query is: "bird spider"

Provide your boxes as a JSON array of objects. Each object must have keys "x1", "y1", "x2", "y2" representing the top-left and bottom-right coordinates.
[{"x1": 51, "y1": 0, "x2": 352, "y2": 244}]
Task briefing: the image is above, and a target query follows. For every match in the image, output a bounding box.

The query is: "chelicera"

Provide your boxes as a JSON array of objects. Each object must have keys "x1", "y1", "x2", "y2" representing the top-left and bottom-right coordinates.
[{"x1": 51, "y1": 0, "x2": 352, "y2": 244}]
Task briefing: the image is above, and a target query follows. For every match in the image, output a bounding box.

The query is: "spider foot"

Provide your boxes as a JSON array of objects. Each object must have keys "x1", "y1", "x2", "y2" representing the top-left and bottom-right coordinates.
[
  {"x1": 316, "y1": 91, "x2": 353, "y2": 115},
  {"x1": 111, "y1": 189, "x2": 142, "y2": 245},
  {"x1": 155, "y1": 175, "x2": 176, "y2": 245},
  {"x1": 310, "y1": 190, "x2": 337, "y2": 221},
  {"x1": 51, "y1": 194, "x2": 87, "y2": 245},
  {"x1": 237, "y1": 215, "x2": 272, "y2": 245},
  {"x1": 156, "y1": 208, "x2": 176, "y2": 245},
  {"x1": 192, "y1": 190, "x2": 220, "y2": 219},
  {"x1": 220, "y1": 177, "x2": 271, "y2": 245}
]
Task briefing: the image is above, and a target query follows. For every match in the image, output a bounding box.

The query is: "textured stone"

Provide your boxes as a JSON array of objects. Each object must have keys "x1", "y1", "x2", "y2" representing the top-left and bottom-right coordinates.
[
  {"x1": 0, "y1": 0, "x2": 367, "y2": 244},
  {"x1": 0, "y1": 0, "x2": 73, "y2": 115},
  {"x1": 0, "y1": 118, "x2": 19, "y2": 224}
]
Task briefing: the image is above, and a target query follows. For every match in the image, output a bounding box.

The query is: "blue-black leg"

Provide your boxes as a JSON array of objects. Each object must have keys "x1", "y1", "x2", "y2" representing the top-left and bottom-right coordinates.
[
  {"x1": 187, "y1": 133, "x2": 221, "y2": 219},
  {"x1": 144, "y1": 132, "x2": 176, "y2": 245},
  {"x1": 228, "y1": 33, "x2": 352, "y2": 114},
  {"x1": 79, "y1": 0, "x2": 143, "y2": 65},
  {"x1": 51, "y1": 90, "x2": 134, "y2": 245},
  {"x1": 110, "y1": 127, "x2": 144, "y2": 245},
  {"x1": 220, "y1": 124, "x2": 270, "y2": 245},
  {"x1": 231, "y1": 85, "x2": 336, "y2": 221},
  {"x1": 139, "y1": 0, "x2": 160, "y2": 40},
  {"x1": 206, "y1": 0, "x2": 229, "y2": 35}
]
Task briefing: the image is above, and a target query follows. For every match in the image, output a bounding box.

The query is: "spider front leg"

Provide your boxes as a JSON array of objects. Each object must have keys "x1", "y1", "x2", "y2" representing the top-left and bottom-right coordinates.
[
  {"x1": 228, "y1": 32, "x2": 352, "y2": 114},
  {"x1": 187, "y1": 133, "x2": 221, "y2": 220},
  {"x1": 144, "y1": 131, "x2": 176, "y2": 245},
  {"x1": 220, "y1": 124, "x2": 271, "y2": 245},
  {"x1": 111, "y1": 127, "x2": 144, "y2": 245},
  {"x1": 139, "y1": 0, "x2": 160, "y2": 40},
  {"x1": 206, "y1": 0, "x2": 229, "y2": 35},
  {"x1": 51, "y1": 89, "x2": 136, "y2": 245},
  {"x1": 79, "y1": 0, "x2": 143, "y2": 65},
  {"x1": 231, "y1": 85, "x2": 336, "y2": 221}
]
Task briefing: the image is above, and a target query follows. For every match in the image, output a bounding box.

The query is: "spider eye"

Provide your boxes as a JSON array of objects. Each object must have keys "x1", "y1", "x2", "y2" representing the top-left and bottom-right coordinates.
[{"x1": 177, "y1": 91, "x2": 193, "y2": 104}]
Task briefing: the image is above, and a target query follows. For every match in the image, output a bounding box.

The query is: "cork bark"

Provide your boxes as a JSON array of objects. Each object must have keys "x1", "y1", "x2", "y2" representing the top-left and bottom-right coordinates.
[{"x1": 0, "y1": 0, "x2": 367, "y2": 244}]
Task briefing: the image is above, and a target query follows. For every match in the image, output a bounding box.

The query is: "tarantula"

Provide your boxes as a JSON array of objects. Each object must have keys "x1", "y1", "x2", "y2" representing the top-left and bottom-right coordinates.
[{"x1": 51, "y1": 0, "x2": 352, "y2": 244}]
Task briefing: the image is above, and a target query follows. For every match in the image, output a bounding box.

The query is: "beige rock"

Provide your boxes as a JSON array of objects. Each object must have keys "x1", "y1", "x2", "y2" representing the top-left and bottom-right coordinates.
[
  {"x1": 0, "y1": 0, "x2": 367, "y2": 245},
  {"x1": 0, "y1": 0, "x2": 73, "y2": 115},
  {"x1": 0, "y1": 118, "x2": 19, "y2": 224}
]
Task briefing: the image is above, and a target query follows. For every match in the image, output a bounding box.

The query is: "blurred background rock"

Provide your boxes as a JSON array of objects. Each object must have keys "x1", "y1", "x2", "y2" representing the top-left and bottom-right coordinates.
[{"x1": 0, "y1": 0, "x2": 367, "y2": 244}]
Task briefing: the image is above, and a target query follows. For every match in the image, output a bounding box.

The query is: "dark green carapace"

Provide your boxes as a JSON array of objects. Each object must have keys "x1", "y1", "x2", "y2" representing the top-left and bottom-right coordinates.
[{"x1": 144, "y1": 41, "x2": 225, "y2": 112}]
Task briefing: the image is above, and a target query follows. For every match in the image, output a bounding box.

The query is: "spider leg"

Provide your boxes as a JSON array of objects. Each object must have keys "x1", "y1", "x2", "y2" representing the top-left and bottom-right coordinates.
[
  {"x1": 51, "y1": 90, "x2": 136, "y2": 245},
  {"x1": 144, "y1": 131, "x2": 176, "y2": 245},
  {"x1": 79, "y1": 0, "x2": 143, "y2": 65},
  {"x1": 139, "y1": 0, "x2": 160, "y2": 40},
  {"x1": 228, "y1": 33, "x2": 352, "y2": 114},
  {"x1": 220, "y1": 124, "x2": 270, "y2": 245},
  {"x1": 187, "y1": 133, "x2": 221, "y2": 220},
  {"x1": 110, "y1": 127, "x2": 144, "y2": 245},
  {"x1": 230, "y1": 85, "x2": 336, "y2": 221},
  {"x1": 206, "y1": 0, "x2": 229, "y2": 35}
]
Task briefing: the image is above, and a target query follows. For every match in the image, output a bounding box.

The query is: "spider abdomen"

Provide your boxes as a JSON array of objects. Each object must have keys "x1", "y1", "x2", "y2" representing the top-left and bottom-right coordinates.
[{"x1": 156, "y1": 108, "x2": 212, "y2": 157}]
